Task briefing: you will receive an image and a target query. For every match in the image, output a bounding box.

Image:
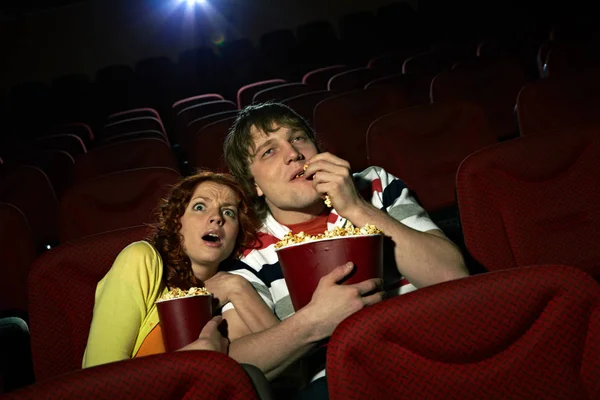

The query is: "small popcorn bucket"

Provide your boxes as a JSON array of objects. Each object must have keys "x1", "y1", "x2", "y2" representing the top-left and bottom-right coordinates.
[{"x1": 156, "y1": 294, "x2": 214, "y2": 352}]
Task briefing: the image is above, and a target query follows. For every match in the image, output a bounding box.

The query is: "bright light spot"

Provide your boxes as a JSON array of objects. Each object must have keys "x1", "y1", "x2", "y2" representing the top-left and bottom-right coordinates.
[{"x1": 46, "y1": 245, "x2": 52, "y2": 250}]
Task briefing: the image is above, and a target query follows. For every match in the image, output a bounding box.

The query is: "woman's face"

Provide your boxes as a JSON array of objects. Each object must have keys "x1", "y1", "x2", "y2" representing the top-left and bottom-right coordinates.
[{"x1": 179, "y1": 181, "x2": 241, "y2": 280}]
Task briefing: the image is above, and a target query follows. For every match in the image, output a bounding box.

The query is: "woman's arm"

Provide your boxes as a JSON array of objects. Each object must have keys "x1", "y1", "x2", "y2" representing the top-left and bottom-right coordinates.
[
  {"x1": 82, "y1": 242, "x2": 163, "y2": 368},
  {"x1": 205, "y1": 273, "x2": 279, "y2": 341}
]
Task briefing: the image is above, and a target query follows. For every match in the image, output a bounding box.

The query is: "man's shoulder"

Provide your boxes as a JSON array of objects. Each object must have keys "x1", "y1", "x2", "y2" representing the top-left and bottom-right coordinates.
[{"x1": 353, "y1": 166, "x2": 409, "y2": 199}]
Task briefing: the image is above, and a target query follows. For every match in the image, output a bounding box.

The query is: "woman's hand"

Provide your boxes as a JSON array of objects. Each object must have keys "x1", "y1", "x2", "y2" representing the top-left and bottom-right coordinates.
[
  {"x1": 204, "y1": 272, "x2": 248, "y2": 308},
  {"x1": 177, "y1": 316, "x2": 229, "y2": 354}
]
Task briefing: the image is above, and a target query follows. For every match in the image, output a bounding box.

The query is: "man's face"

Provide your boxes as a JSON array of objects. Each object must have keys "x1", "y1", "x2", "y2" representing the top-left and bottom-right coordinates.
[{"x1": 248, "y1": 123, "x2": 323, "y2": 223}]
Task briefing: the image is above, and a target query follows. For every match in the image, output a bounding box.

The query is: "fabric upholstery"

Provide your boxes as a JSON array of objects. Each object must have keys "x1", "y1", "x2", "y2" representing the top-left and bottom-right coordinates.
[
  {"x1": 237, "y1": 79, "x2": 286, "y2": 109},
  {"x1": 314, "y1": 86, "x2": 408, "y2": 171},
  {"x1": 516, "y1": 72, "x2": 600, "y2": 136},
  {"x1": 327, "y1": 265, "x2": 600, "y2": 400},
  {"x1": 29, "y1": 225, "x2": 151, "y2": 381},
  {"x1": 253, "y1": 83, "x2": 313, "y2": 104},
  {"x1": 367, "y1": 101, "x2": 495, "y2": 212},
  {"x1": 59, "y1": 167, "x2": 180, "y2": 242},
  {"x1": 73, "y1": 139, "x2": 179, "y2": 183},
  {"x1": 302, "y1": 65, "x2": 349, "y2": 90},
  {"x1": 5, "y1": 351, "x2": 259, "y2": 400},
  {"x1": 431, "y1": 59, "x2": 526, "y2": 140},
  {"x1": 0, "y1": 203, "x2": 36, "y2": 314},
  {"x1": 0, "y1": 166, "x2": 59, "y2": 250},
  {"x1": 186, "y1": 118, "x2": 236, "y2": 173},
  {"x1": 456, "y1": 127, "x2": 600, "y2": 277}
]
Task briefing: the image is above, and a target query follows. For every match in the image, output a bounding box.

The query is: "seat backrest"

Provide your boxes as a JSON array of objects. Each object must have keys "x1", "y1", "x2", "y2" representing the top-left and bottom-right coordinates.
[
  {"x1": 74, "y1": 138, "x2": 178, "y2": 183},
  {"x1": 102, "y1": 130, "x2": 167, "y2": 145},
  {"x1": 302, "y1": 65, "x2": 349, "y2": 90},
  {"x1": 0, "y1": 203, "x2": 36, "y2": 314},
  {"x1": 172, "y1": 94, "x2": 225, "y2": 116},
  {"x1": 103, "y1": 117, "x2": 167, "y2": 141},
  {"x1": 367, "y1": 52, "x2": 409, "y2": 75},
  {"x1": 327, "y1": 67, "x2": 387, "y2": 93},
  {"x1": 175, "y1": 100, "x2": 237, "y2": 133},
  {"x1": 187, "y1": 118, "x2": 236, "y2": 173},
  {"x1": 7, "y1": 351, "x2": 259, "y2": 400},
  {"x1": 517, "y1": 72, "x2": 600, "y2": 136},
  {"x1": 29, "y1": 150, "x2": 75, "y2": 198},
  {"x1": 107, "y1": 108, "x2": 162, "y2": 124},
  {"x1": 53, "y1": 123, "x2": 94, "y2": 145},
  {"x1": 59, "y1": 167, "x2": 180, "y2": 243},
  {"x1": 181, "y1": 111, "x2": 239, "y2": 152},
  {"x1": 431, "y1": 59, "x2": 527, "y2": 140},
  {"x1": 281, "y1": 90, "x2": 333, "y2": 127},
  {"x1": 544, "y1": 41, "x2": 600, "y2": 78},
  {"x1": 237, "y1": 79, "x2": 286, "y2": 109},
  {"x1": 327, "y1": 264, "x2": 600, "y2": 400},
  {"x1": 0, "y1": 166, "x2": 59, "y2": 251},
  {"x1": 314, "y1": 86, "x2": 408, "y2": 171},
  {"x1": 366, "y1": 72, "x2": 433, "y2": 106},
  {"x1": 456, "y1": 127, "x2": 600, "y2": 276},
  {"x1": 28, "y1": 225, "x2": 151, "y2": 381},
  {"x1": 367, "y1": 102, "x2": 495, "y2": 212},
  {"x1": 402, "y1": 50, "x2": 464, "y2": 76},
  {"x1": 33, "y1": 134, "x2": 87, "y2": 158},
  {"x1": 252, "y1": 83, "x2": 313, "y2": 104}
]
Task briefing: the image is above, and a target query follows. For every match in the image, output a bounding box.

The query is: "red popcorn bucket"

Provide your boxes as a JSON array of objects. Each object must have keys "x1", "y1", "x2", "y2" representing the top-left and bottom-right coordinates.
[
  {"x1": 156, "y1": 294, "x2": 213, "y2": 352},
  {"x1": 276, "y1": 234, "x2": 384, "y2": 311}
]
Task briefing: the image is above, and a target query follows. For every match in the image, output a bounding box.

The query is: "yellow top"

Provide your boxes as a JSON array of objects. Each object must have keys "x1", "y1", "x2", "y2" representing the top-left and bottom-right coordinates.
[{"x1": 82, "y1": 241, "x2": 168, "y2": 368}]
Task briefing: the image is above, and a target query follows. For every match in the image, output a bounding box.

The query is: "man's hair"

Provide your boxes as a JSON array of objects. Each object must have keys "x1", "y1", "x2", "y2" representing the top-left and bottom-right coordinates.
[{"x1": 223, "y1": 102, "x2": 322, "y2": 220}]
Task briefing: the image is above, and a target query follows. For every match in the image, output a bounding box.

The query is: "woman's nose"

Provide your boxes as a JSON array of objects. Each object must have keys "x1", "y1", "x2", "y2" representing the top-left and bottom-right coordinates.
[{"x1": 209, "y1": 214, "x2": 224, "y2": 226}]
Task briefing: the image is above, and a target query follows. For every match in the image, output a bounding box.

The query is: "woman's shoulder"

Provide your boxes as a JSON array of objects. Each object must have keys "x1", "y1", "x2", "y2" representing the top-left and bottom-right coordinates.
[
  {"x1": 111, "y1": 241, "x2": 163, "y2": 275},
  {"x1": 121, "y1": 240, "x2": 160, "y2": 257}
]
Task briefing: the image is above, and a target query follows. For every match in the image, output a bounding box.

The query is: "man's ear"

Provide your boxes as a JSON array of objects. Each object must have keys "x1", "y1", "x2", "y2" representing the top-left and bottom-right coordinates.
[{"x1": 255, "y1": 182, "x2": 264, "y2": 197}]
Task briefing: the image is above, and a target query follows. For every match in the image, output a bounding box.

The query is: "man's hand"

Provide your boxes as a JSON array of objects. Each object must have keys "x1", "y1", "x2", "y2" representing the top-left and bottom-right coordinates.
[
  {"x1": 300, "y1": 262, "x2": 384, "y2": 341},
  {"x1": 178, "y1": 316, "x2": 229, "y2": 354},
  {"x1": 305, "y1": 152, "x2": 369, "y2": 218}
]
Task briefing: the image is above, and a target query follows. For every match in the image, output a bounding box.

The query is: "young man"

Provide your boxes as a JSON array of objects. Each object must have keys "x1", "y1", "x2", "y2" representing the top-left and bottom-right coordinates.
[{"x1": 221, "y1": 102, "x2": 468, "y2": 396}]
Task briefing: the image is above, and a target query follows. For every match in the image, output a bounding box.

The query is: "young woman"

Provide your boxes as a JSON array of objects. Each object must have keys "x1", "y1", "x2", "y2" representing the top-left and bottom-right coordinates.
[{"x1": 83, "y1": 171, "x2": 279, "y2": 368}]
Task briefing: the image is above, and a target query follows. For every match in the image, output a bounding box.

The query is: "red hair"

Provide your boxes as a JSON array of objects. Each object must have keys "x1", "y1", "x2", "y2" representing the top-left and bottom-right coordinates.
[{"x1": 147, "y1": 170, "x2": 259, "y2": 289}]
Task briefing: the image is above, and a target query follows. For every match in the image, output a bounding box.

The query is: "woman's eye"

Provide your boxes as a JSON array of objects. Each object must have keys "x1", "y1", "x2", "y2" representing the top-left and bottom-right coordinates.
[
  {"x1": 223, "y1": 209, "x2": 236, "y2": 218},
  {"x1": 292, "y1": 136, "x2": 305, "y2": 142},
  {"x1": 192, "y1": 203, "x2": 205, "y2": 211}
]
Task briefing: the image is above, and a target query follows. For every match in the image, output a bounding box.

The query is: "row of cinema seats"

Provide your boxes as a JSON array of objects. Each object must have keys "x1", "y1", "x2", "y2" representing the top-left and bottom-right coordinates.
[
  {"x1": 3, "y1": 53, "x2": 600, "y2": 317},
  {"x1": 1, "y1": 1, "x2": 431, "y2": 138},
  {"x1": 2, "y1": 11, "x2": 597, "y2": 149},
  {"x1": 2, "y1": 122, "x2": 599, "y2": 397}
]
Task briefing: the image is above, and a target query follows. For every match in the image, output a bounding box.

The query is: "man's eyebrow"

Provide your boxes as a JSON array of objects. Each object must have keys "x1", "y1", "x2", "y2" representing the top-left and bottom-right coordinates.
[{"x1": 252, "y1": 138, "x2": 275, "y2": 158}]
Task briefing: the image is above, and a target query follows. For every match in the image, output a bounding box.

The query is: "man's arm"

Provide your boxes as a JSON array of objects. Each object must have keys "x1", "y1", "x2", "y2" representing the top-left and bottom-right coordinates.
[
  {"x1": 307, "y1": 153, "x2": 469, "y2": 288},
  {"x1": 225, "y1": 263, "x2": 383, "y2": 380},
  {"x1": 345, "y1": 204, "x2": 468, "y2": 287}
]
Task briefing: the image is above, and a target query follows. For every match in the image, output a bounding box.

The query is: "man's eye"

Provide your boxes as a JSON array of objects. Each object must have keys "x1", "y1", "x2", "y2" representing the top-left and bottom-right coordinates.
[{"x1": 262, "y1": 149, "x2": 273, "y2": 157}]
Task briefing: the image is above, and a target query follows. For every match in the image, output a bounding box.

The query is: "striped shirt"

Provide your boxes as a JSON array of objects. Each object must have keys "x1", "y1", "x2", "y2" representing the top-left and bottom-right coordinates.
[{"x1": 222, "y1": 166, "x2": 439, "y2": 320}]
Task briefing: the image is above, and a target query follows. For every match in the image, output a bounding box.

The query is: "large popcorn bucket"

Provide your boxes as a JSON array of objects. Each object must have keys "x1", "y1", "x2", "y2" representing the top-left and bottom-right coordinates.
[
  {"x1": 156, "y1": 294, "x2": 214, "y2": 352},
  {"x1": 276, "y1": 234, "x2": 384, "y2": 311}
]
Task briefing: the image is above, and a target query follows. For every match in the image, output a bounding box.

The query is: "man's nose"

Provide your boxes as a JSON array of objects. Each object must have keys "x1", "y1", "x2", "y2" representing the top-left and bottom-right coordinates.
[{"x1": 284, "y1": 142, "x2": 304, "y2": 164}]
